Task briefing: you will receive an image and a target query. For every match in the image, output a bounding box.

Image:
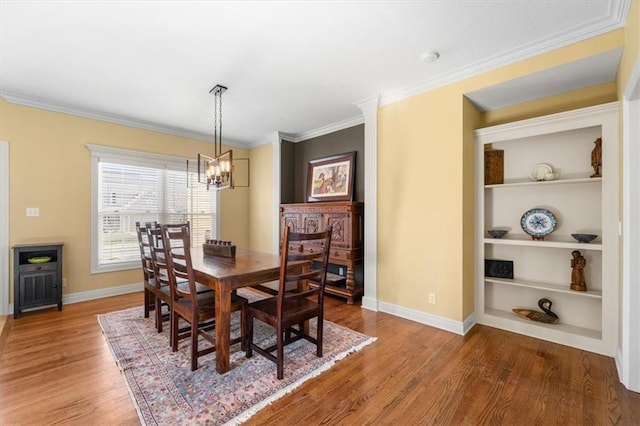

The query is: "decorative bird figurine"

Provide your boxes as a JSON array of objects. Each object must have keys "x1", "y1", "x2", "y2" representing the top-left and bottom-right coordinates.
[{"x1": 513, "y1": 298, "x2": 559, "y2": 324}]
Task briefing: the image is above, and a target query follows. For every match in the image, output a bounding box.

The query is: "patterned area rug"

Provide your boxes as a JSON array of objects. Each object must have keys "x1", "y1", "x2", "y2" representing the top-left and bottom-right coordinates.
[{"x1": 97, "y1": 291, "x2": 375, "y2": 425}]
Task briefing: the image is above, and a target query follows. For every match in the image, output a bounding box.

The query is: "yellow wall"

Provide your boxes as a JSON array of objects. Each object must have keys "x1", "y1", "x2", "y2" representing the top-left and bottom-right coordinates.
[
  {"x1": 376, "y1": 29, "x2": 624, "y2": 322},
  {"x1": 483, "y1": 81, "x2": 617, "y2": 127},
  {"x1": 462, "y1": 97, "x2": 482, "y2": 318},
  {"x1": 219, "y1": 165, "x2": 250, "y2": 248},
  {"x1": 0, "y1": 99, "x2": 250, "y2": 297},
  {"x1": 378, "y1": 86, "x2": 466, "y2": 318},
  {"x1": 248, "y1": 143, "x2": 275, "y2": 253}
]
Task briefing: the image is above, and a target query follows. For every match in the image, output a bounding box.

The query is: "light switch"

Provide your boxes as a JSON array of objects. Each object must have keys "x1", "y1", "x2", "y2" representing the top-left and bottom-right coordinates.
[{"x1": 26, "y1": 207, "x2": 40, "y2": 217}]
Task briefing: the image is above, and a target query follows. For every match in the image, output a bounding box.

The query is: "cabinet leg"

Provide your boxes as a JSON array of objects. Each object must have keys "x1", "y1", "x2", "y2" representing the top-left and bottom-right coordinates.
[{"x1": 346, "y1": 267, "x2": 356, "y2": 304}]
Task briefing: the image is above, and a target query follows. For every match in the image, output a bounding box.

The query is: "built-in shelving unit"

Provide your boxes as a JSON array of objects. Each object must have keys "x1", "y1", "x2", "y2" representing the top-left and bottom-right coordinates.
[{"x1": 475, "y1": 102, "x2": 619, "y2": 356}]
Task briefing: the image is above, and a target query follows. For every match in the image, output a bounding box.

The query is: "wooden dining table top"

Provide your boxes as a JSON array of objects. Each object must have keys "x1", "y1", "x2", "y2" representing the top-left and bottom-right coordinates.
[{"x1": 190, "y1": 247, "x2": 284, "y2": 287}]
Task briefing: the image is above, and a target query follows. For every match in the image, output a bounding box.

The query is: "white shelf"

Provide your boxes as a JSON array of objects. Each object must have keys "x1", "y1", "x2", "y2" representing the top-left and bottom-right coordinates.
[
  {"x1": 484, "y1": 237, "x2": 602, "y2": 250},
  {"x1": 485, "y1": 277, "x2": 602, "y2": 299},
  {"x1": 485, "y1": 176, "x2": 600, "y2": 189},
  {"x1": 475, "y1": 102, "x2": 619, "y2": 356},
  {"x1": 484, "y1": 308, "x2": 602, "y2": 340}
]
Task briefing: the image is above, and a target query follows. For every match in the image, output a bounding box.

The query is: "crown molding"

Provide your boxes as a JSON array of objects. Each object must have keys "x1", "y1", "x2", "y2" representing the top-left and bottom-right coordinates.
[
  {"x1": 283, "y1": 115, "x2": 364, "y2": 143},
  {"x1": 355, "y1": 94, "x2": 381, "y2": 112},
  {"x1": 380, "y1": 0, "x2": 630, "y2": 107},
  {"x1": 474, "y1": 101, "x2": 618, "y2": 143},
  {"x1": 0, "y1": 91, "x2": 253, "y2": 149}
]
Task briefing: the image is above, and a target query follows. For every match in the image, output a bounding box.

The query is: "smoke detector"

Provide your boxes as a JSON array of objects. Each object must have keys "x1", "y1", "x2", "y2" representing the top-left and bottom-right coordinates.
[{"x1": 421, "y1": 50, "x2": 440, "y2": 63}]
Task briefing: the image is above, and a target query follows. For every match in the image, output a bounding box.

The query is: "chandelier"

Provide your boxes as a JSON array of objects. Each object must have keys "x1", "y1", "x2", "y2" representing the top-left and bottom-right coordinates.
[{"x1": 198, "y1": 84, "x2": 233, "y2": 190}]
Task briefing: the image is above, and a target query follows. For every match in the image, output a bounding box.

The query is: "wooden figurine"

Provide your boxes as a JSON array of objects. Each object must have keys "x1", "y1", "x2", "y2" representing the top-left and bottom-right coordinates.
[
  {"x1": 590, "y1": 138, "x2": 602, "y2": 178},
  {"x1": 513, "y1": 298, "x2": 559, "y2": 324},
  {"x1": 570, "y1": 250, "x2": 587, "y2": 291}
]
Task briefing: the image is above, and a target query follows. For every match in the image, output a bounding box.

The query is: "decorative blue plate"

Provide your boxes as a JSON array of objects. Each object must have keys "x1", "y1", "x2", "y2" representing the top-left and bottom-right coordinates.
[{"x1": 521, "y1": 208, "x2": 557, "y2": 240}]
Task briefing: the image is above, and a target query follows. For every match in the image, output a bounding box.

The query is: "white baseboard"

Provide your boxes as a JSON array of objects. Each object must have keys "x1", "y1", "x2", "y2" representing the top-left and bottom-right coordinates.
[
  {"x1": 8, "y1": 282, "x2": 142, "y2": 314},
  {"x1": 361, "y1": 296, "x2": 378, "y2": 312},
  {"x1": 463, "y1": 312, "x2": 477, "y2": 334},
  {"x1": 378, "y1": 300, "x2": 474, "y2": 336},
  {"x1": 615, "y1": 346, "x2": 624, "y2": 384}
]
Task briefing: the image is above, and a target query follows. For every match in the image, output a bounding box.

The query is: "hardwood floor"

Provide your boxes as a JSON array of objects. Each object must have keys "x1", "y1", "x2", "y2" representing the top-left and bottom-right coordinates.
[{"x1": 1, "y1": 292, "x2": 638, "y2": 425}]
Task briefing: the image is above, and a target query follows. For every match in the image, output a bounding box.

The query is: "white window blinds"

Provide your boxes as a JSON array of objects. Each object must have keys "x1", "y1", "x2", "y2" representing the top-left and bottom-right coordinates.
[{"x1": 88, "y1": 144, "x2": 216, "y2": 273}]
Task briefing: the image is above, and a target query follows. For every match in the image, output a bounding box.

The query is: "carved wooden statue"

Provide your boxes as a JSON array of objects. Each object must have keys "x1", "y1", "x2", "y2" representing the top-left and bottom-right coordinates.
[
  {"x1": 591, "y1": 138, "x2": 602, "y2": 178},
  {"x1": 570, "y1": 250, "x2": 587, "y2": 291}
]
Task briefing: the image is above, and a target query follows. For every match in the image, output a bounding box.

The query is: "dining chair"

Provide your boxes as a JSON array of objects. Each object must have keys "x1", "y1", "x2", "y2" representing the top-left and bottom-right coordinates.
[
  {"x1": 245, "y1": 225, "x2": 333, "y2": 380},
  {"x1": 147, "y1": 225, "x2": 214, "y2": 343},
  {"x1": 135, "y1": 221, "x2": 159, "y2": 322},
  {"x1": 146, "y1": 226, "x2": 173, "y2": 334},
  {"x1": 161, "y1": 224, "x2": 248, "y2": 371}
]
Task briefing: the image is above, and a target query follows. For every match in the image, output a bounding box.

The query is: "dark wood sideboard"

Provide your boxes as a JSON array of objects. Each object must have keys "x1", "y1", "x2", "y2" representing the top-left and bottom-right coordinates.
[{"x1": 279, "y1": 201, "x2": 363, "y2": 304}]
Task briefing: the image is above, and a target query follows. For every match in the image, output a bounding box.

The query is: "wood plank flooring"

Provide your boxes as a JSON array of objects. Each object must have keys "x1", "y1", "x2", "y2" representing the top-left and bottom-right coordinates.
[{"x1": 1, "y1": 292, "x2": 638, "y2": 425}]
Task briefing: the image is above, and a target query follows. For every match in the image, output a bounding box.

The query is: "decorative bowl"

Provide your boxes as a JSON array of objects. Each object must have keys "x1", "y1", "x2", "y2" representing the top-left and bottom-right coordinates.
[
  {"x1": 488, "y1": 229, "x2": 508, "y2": 239},
  {"x1": 571, "y1": 233, "x2": 597, "y2": 243},
  {"x1": 27, "y1": 256, "x2": 51, "y2": 264}
]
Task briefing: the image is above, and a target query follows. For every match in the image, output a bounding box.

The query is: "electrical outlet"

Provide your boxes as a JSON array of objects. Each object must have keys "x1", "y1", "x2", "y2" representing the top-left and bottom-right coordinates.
[
  {"x1": 62, "y1": 278, "x2": 67, "y2": 287},
  {"x1": 428, "y1": 293, "x2": 436, "y2": 304}
]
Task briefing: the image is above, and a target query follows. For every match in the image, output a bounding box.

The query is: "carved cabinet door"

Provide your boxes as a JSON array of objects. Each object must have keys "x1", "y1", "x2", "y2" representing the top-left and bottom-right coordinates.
[
  {"x1": 301, "y1": 213, "x2": 323, "y2": 233},
  {"x1": 324, "y1": 212, "x2": 350, "y2": 248},
  {"x1": 281, "y1": 213, "x2": 301, "y2": 236}
]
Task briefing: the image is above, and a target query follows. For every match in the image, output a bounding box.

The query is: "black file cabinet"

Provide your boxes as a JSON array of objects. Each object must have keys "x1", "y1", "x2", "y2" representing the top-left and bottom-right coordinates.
[{"x1": 13, "y1": 243, "x2": 64, "y2": 318}]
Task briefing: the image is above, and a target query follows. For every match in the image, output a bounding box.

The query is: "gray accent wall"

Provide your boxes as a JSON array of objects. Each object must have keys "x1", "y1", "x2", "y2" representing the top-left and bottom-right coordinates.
[{"x1": 280, "y1": 124, "x2": 364, "y2": 203}]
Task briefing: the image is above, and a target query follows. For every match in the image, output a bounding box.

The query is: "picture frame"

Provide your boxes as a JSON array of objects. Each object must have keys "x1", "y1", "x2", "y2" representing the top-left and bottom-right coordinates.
[{"x1": 306, "y1": 151, "x2": 356, "y2": 202}]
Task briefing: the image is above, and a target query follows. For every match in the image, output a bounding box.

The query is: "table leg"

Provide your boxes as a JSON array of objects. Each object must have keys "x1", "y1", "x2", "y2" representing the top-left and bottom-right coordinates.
[{"x1": 215, "y1": 280, "x2": 232, "y2": 374}]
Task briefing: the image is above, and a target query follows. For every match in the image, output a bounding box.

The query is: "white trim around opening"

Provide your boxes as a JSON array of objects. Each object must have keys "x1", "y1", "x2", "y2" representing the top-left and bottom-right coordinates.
[
  {"x1": 619, "y1": 57, "x2": 640, "y2": 393},
  {"x1": 1, "y1": 141, "x2": 9, "y2": 315}
]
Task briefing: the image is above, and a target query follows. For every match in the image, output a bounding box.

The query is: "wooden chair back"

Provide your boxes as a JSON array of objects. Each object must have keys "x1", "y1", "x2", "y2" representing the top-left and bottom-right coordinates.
[
  {"x1": 146, "y1": 227, "x2": 170, "y2": 291},
  {"x1": 136, "y1": 221, "x2": 160, "y2": 321},
  {"x1": 278, "y1": 225, "x2": 333, "y2": 309},
  {"x1": 161, "y1": 224, "x2": 198, "y2": 304},
  {"x1": 135, "y1": 221, "x2": 158, "y2": 281}
]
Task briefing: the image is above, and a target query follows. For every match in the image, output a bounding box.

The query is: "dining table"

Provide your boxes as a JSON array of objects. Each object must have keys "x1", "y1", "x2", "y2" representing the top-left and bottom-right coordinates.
[{"x1": 189, "y1": 247, "x2": 308, "y2": 374}]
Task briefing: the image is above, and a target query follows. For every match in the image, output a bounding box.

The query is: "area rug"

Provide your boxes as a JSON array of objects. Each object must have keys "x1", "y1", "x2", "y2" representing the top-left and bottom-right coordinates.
[{"x1": 97, "y1": 291, "x2": 375, "y2": 425}]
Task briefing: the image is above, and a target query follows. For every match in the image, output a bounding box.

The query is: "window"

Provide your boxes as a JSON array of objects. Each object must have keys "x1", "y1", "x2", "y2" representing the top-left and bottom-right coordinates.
[{"x1": 88, "y1": 145, "x2": 216, "y2": 273}]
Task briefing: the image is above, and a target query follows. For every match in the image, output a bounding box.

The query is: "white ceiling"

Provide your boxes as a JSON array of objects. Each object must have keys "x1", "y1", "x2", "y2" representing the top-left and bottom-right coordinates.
[{"x1": 0, "y1": 1, "x2": 629, "y2": 148}]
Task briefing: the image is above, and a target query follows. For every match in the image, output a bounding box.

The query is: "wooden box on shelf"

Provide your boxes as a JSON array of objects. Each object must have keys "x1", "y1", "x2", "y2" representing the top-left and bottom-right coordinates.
[{"x1": 484, "y1": 149, "x2": 504, "y2": 185}]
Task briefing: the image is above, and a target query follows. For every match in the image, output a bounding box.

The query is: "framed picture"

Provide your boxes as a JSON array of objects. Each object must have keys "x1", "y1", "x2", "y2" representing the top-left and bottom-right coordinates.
[{"x1": 306, "y1": 152, "x2": 356, "y2": 202}]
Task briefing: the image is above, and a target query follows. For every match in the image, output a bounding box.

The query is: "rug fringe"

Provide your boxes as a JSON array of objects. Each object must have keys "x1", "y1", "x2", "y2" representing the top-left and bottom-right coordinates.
[{"x1": 225, "y1": 336, "x2": 377, "y2": 425}]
